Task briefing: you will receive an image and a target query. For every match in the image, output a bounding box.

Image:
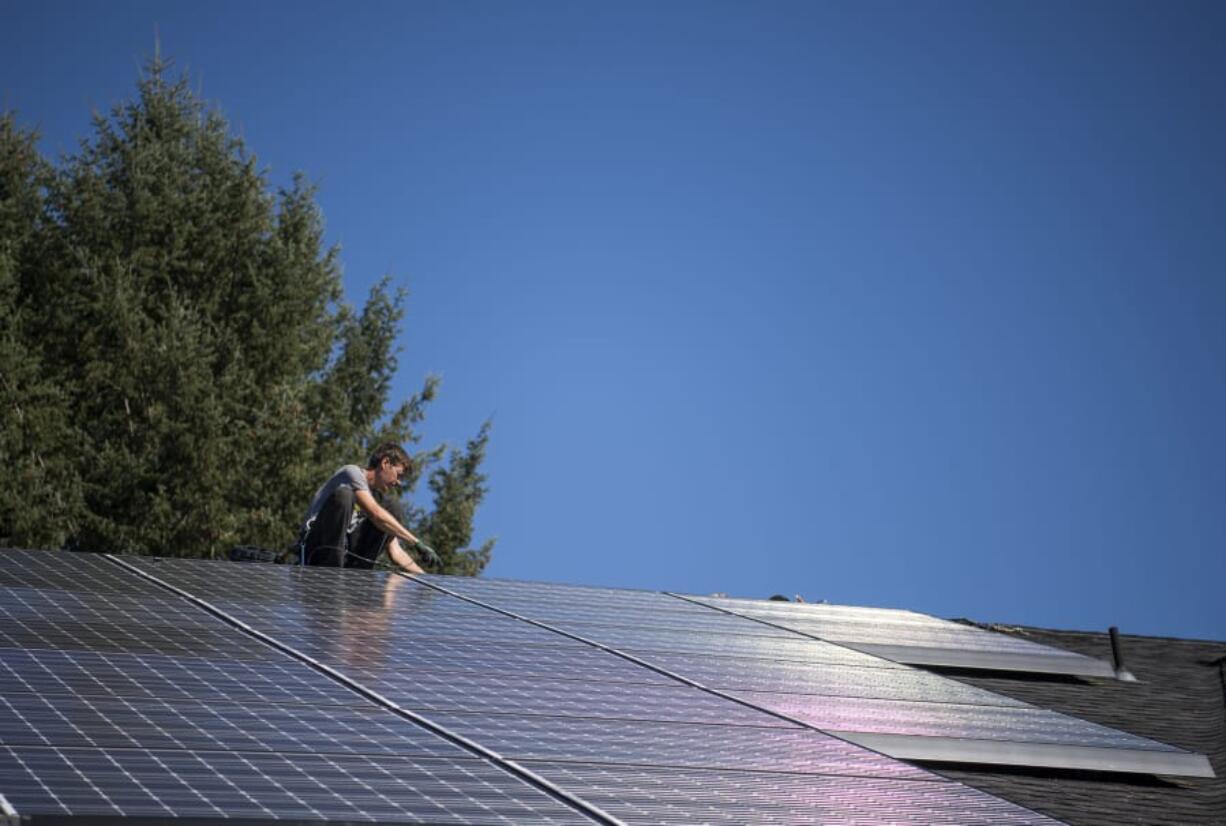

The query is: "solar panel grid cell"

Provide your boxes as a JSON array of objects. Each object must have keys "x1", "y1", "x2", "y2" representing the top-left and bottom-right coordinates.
[
  {"x1": 0, "y1": 615, "x2": 287, "y2": 661},
  {"x1": 726, "y1": 691, "x2": 1185, "y2": 751},
  {"x1": 0, "y1": 585, "x2": 219, "y2": 628},
  {"x1": 565, "y1": 625, "x2": 874, "y2": 661},
  {"x1": 266, "y1": 622, "x2": 588, "y2": 656},
  {"x1": 343, "y1": 642, "x2": 681, "y2": 686},
  {"x1": 358, "y1": 671, "x2": 798, "y2": 727},
  {"x1": 0, "y1": 747, "x2": 595, "y2": 823},
  {"x1": 0, "y1": 694, "x2": 469, "y2": 757},
  {"x1": 426, "y1": 712, "x2": 934, "y2": 779},
  {"x1": 0, "y1": 648, "x2": 370, "y2": 707},
  {"x1": 522, "y1": 611, "x2": 797, "y2": 638},
  {"x1": 0, "y1": 551, "x2": 161, "y2": 595},
  {"x1": 347, "y1": 663, "x2": 674, "y2": 702}
]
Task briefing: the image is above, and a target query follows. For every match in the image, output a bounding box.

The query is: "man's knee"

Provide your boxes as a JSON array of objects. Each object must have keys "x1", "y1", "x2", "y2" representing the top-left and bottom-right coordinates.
[{"x1": 304, "y1": 543, "x2": 344, "y2": 567}]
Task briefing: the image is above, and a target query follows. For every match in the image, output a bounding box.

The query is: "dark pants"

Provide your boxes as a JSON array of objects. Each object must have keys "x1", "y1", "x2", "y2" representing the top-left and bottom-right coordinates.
[{"x1": 301, "y1": 487, "x2": 401, "y2": 569}]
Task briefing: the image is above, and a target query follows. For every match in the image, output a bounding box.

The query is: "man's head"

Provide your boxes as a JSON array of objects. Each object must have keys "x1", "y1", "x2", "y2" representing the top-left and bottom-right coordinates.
[{"x1": 367, "y1": 442, "x2": 411, "y2": 492}]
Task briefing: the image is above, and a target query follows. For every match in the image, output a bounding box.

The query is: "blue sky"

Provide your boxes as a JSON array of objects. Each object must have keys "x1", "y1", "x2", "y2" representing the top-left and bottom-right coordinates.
[{"x1": 4, "y1": 1, "x2": 1223, "y2": 640}]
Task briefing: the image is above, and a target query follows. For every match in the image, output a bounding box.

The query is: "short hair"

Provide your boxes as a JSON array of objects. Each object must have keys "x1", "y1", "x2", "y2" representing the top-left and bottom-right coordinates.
[{"x1": 367, "y1": 442, "x2": 411, "y2": 471}]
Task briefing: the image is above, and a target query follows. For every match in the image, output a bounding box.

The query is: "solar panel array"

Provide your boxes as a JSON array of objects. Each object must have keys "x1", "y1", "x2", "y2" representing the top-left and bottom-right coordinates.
[
  {"x1": 120, "y1": 556, "x2": 1066, "y2": 824},
  {"x1": 0, "y1": 550, "x2": 1213, "y2": 824},
  {"x1": 0, "y1": 551, "x2": 594, "y2": 824}
]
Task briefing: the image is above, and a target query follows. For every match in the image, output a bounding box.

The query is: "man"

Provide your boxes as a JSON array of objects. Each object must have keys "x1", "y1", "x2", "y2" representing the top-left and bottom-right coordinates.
[{"x1": 299, "y1": 443, "x2": 432, "y2": 573}]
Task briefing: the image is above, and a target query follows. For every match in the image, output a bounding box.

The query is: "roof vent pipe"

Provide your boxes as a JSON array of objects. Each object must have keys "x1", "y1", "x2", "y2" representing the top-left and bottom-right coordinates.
[{"x1": 1109, "y1": 626, "x2": 1138, "y2": 682}]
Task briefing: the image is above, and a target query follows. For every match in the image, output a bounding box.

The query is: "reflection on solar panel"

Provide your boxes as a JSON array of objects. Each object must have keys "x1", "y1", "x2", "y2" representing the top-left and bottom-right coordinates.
[
  {"x1": 0, "y1": 551, "x2": 599, "y2": 824},
  {"x1": 683, "y1": 593, "x2": 1118, "y2": 677},
  {"x1": 426, "y1": 575, "x2": 1214, "y2": 779},
  {"x1": 121, "y1": 557, "x2": 1063, "y2": 824}
]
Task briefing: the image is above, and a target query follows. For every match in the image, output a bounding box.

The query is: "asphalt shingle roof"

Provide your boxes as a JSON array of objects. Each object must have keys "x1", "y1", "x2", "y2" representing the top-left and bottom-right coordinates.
[{"x1": 937, "y1": 625, "x2": 1226, "y2": 825}]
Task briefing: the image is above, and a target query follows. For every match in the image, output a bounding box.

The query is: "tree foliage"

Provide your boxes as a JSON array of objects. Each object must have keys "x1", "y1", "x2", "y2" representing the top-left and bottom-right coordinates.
[{"x1": 0, "y1": 60, "x2": 493, "y2": 574}]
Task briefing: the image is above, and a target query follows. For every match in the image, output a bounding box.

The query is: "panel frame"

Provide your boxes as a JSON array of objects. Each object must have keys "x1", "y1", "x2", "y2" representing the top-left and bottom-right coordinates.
[
  {"x1": 838, "y1": 642, "x2": 1117, "y2": 678},
  {"x1": 835, "y1": 731, "x2": 1217, "y2": 777}
]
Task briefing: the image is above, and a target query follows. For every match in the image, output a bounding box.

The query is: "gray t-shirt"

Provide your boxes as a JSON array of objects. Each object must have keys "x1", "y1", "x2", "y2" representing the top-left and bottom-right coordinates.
[{"x1": 302, "y1": 465, "x2": 370, "y2": 527}]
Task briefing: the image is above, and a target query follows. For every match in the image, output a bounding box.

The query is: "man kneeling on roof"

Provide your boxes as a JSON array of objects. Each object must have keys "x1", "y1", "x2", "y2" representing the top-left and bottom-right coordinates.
[{"x1": 299, "y1": 442, "x2": 434, "y2": 573}]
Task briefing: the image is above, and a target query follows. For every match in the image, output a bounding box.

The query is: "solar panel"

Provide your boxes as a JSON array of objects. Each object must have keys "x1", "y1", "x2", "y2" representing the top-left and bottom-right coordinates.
[
  {"x1": 423, "y1": 573, "x2": 1215, "y2": 779},
  {"x1": 123, "y1": 557, "x2": 1070, "y2": 824},
  {"x1": 521, "y1": 762, "x2": 1061, "y2": 825},
  {"x1": 0, "y1": 551, "x2": 610, "y2": 824},
  {"x1": 683, "y1": 593, "x2": 1118, "y2": 677}
]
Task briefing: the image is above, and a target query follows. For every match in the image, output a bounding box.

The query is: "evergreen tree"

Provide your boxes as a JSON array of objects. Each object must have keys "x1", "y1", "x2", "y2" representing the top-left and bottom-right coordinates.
[
  {"x1": 415, "y1": 423, "x2": 494, "y2": 576},
  {"x1": 0, "y1": 60, "x2": 493, "y2": 574},
  {"x1": 0, "y1": 115, "x2": 85, "y2": 548}
]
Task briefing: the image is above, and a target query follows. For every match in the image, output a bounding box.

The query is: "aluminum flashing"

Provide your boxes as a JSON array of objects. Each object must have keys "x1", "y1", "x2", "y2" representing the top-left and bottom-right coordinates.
[{"x1": 683, "y1": 593, "x2": 1117, "y2": 678}]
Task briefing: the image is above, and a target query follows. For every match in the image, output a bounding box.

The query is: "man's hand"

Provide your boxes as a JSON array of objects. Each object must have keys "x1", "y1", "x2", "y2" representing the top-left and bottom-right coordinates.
[{"x1": 412, "y1": 538, "x2": 441, "y2": 569}]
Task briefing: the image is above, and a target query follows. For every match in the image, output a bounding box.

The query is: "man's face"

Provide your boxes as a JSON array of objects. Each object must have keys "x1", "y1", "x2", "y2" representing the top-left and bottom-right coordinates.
[{"x1": 374, "y1": 459, "x2": 407, "y2": 492}]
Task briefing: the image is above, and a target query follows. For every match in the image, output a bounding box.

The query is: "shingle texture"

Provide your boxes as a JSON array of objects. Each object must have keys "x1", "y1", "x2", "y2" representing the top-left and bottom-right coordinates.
[{"x1": 936, "y1": 625, "x2": 1226, "y2": 826}]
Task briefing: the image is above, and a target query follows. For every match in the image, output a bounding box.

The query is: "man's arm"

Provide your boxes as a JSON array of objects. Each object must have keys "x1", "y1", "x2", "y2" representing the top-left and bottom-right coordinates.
[{"x1": 385, "y1": 538, "x2": 424, "y2": 574}]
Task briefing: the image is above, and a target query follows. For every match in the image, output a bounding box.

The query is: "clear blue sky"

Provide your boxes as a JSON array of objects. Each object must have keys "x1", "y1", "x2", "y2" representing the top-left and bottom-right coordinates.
[{"x1": 4, "y1": 1, "x2": 1223, "y2": 640}]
